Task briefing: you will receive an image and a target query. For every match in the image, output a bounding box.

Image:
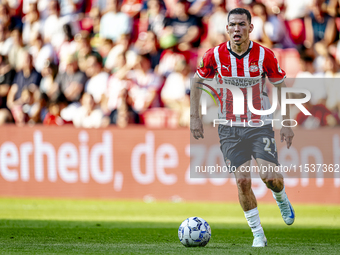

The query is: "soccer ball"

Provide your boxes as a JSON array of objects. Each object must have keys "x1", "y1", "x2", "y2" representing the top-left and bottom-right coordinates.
[{"x1": 178, "y1": 217, "x2": 211, "y2": 247}]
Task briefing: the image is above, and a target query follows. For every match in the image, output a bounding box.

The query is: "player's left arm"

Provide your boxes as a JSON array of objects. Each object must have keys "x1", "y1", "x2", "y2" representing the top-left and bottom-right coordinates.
[
  {"x1": 264, "y1": 49, "x2": 294, "y2": 149},
  {"x1": 275, "y1": 81, "x2": 294, "y2": 149}
]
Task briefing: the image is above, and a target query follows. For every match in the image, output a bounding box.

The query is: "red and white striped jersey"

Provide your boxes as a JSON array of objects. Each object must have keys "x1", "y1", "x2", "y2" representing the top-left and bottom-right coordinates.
[{"x1": 196, "y1": 41, "x2": 286, "y2": 126}]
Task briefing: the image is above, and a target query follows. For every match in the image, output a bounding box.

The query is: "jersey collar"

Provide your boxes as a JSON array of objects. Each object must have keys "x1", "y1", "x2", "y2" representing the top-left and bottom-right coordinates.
[{"x1": 227, "y1": 41, "x2": 253, "y2": 60}]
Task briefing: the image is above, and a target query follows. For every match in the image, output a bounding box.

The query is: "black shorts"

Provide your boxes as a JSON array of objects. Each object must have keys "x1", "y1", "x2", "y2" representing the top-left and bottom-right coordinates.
[{"x1": 218, "y1": 124, "x2": 279, "y2": 170}]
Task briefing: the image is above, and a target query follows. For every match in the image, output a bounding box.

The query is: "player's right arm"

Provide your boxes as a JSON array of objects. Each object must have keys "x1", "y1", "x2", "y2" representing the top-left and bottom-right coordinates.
[
  {"x1": 190, "y1": 73, "x2": 204, "y2": 139},
  {"x1": 190, "y1": 49, "x2": 216, "y2": 140}
]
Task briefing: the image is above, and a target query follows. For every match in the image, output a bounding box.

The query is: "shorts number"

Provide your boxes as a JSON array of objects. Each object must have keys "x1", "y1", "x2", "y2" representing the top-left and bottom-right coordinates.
[{"x1": 263, "y1": 138, "x2": 277, "y2": 153}]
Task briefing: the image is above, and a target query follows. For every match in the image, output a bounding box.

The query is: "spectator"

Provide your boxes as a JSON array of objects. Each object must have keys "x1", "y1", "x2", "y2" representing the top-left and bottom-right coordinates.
[
  {"x1": 22, "y1": 2, "x2": 41, "y2": 46},
  {"x1": 121, "y1": 0, "x2": 143, "y2": 17},
  {"x1": 10, "y1": 88, "x2": 38, "y2": 125},
  {"x1": 207, "y1": 0, "x2": 228, "y2": 47},
  {"x1": 79, "y1": 6, "x2": 101, "y2": 34},
  {"x1": 75, "y1": 30, "x2": 95, "y2": 72},
  {"x1": 29, "y1": 34, "x2": 58, "y2": 73},
  {"x1": 127, "y1": 54, "x2": 163, "y2": 114},
  {"x1": 8, "y1": 28, "x2": 26, "y2": 71},
  {"x1": 327, "y1": 0, "x2": 340, "y2": 17},
  {"x1": 84, "y1": 53, "x2": 109, "y2": 104},
  {"x1": 7, "y1": 51, "x2": 42, "y2": 111},
  {"x1": 0, "y1": 4, "x2": 22, "y2": 32},
  {"x1": 43, "y1": 93, "x2": 70, "y2": 125},
  {"x1": 98, "y1": 38, "x2": 114, "y2": 66},
  {"x1": 162, "y1": 0, "x2": 199, "y2": 50},
  {"x1": 0, "y1": 54, "x2": 15, "y2": 124},
  {"x1": 323, "y1": 54, "x2": 340, "y2": 115},
  {"x1": 58, "y1": 24, "x2": 78, "y2": 72},
  {"x1": 36, "y1": 0, "x2": 50, "y2": 22},
  {"x1": 105, "y1": 34, "x2": 131, "y2": 72},
  {"x1": 157, "y1": 47, "x2": 186, "y2": 77},
  {"x1": 43, "y1": 0, "x2": 78, "y2": 50},
  {"x1": 59, "y1": 0, "x2": 85, "y2": 17},
  {"x1": 304, "y1": 0, "x2": 338, "y2": 48},
  {"x1": 161, "y1": 59, "x2": 190, "y2": 126},
  {"x1": 292, "y1": 54, "x2": 327, "y2": 105},
  {"x1": 134, "y1": 31, "x2": 162, "y2": 71},
  {"x1": 55, "y1": 54, "x2": 87, "y2": 104},
  {"x1": 104, "y1": 52, "x2": 139, "y2": 124},
  {"x1": 284, "y1": 0, "x2": 311, "y2": 45},
  {"x1": 39, "y1": 60, "x2": 59, "y2": 101},
  {"x1": 189, "y1": 0, "x2": 213, "y2": 18},
  {"x1": 94, "y1": 0, "x2": 108, "y2": 14},
  {"x1": 73, "y1": 92, "x2": 105, "y2": 128},
  {"x1": 0, "y1": 23, "x2": 12, "y2": 56},
  {"x1": 99, "y1": 0, "x2": 132, "y2": 42},
  {"x1": 284, "y1": 0, "x2": 312, "y2": 21},
  {"x1": 145, "y1": 0, "x2": 166, "y2": 38},
  {"x1": 251, "y1": 2, "x2": 294, "y2": 49}
]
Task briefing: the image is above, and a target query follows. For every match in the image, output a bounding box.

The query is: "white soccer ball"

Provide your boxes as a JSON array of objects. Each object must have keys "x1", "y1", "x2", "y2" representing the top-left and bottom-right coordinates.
[{"x1": 178, "y1": 216, "x2": 211, "y2": 247}]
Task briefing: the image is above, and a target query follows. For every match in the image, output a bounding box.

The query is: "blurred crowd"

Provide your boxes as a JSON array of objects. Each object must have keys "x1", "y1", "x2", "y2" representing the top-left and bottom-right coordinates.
[{"x1": 0, "y1": 0, "x2": 339, "y2": 128}]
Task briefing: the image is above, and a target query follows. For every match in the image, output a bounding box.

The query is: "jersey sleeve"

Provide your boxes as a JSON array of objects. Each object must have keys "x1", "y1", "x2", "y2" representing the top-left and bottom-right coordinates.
[
  {"x1": 263, "y1": 49, "x2": 286, "y2": 85},
  {"x1": 196, "y1": 48, "x2": 216, "y2": 80}
]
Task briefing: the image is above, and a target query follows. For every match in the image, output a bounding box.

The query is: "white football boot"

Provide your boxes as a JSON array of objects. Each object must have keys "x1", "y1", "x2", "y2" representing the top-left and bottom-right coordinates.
[
  {"x1": 252, "y1": 233, "x2": 267, "y2": 247},
  {"x1": 276, "y1": 196, "x2": 295, "y2": 225}
]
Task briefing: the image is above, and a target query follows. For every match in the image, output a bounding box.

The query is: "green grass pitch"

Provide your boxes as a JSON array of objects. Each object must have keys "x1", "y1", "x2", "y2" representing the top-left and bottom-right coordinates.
[{"x1": 0, "y1": 198, "x2": 339, "y2": 254}]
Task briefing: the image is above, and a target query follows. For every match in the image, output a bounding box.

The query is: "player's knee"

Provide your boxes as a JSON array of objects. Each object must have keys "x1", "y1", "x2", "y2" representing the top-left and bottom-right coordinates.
[
  {"x1": 236, "y1": 178, "x2": 251, "y2": 193},
  {"x1": 262, "y1": 178, "x2": 277, "y2": 188}
]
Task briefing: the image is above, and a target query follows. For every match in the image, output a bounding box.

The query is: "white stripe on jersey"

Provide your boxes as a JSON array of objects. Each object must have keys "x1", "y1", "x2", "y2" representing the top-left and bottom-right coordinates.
[
  {"x1": 229, "y1": 51, "x2": 241, "y2": 122},
  {"x1": 230, "y1": 53, "x2": 237, "y2": 77},
  {"x1": 213, "y1": 46, "x2": 226, "y2": 118},
  {"x1": 214, "y1": 46, "x2": 222, "y2": 78},
  {"x1": 243, "y1": 53, "x2": 252, "y2": 121},
  {"x1": 258, "y1": 46, "x2": 273, "y2": 122},
  {"x1": 258, "y1": 47, "x2": 265, "y2": 76}
]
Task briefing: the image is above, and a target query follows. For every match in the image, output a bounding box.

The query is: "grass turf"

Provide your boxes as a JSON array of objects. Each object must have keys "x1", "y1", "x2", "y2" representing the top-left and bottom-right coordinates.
[{"x1": 0, "y1": 198, "x2": 339, "y2": 254}]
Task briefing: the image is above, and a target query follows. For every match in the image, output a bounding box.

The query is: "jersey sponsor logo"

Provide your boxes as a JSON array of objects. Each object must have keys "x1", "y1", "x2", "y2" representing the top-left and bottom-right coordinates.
[
  {"x1": 222, "y1": 65, "x2": 230, "y2": 71},
  {"x1": 249, "y1": 63, "x2": 259, "y2": 72},
  {"x1": 222, "y1": 77, "x2": 262, "y2": 87}
]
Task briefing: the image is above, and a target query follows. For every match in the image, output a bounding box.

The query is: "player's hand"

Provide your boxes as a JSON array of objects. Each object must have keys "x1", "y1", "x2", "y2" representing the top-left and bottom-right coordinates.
[
  {"x1": 190, "y1": 117, "x2": 204, "y2": 140},
  {"x1": 280, "y1": 126, "x2": 294, "y2": 149}
]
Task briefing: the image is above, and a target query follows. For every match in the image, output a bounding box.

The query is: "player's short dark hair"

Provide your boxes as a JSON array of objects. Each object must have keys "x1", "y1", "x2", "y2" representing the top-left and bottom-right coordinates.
[{"x1": 228, "y1": 8, "x2": 252, "y2": 24}]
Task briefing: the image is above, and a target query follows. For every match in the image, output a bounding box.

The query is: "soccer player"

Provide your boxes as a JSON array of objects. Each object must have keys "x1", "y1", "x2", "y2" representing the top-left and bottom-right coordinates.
[{"x1": 190, "y1": 8, "x2": 295, "y2": 247}]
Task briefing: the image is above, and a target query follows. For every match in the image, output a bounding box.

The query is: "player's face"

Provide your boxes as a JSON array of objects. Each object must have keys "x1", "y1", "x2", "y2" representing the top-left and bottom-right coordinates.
[{"x1": 226, "y1": 14, "x2": 253, "y2": 46}]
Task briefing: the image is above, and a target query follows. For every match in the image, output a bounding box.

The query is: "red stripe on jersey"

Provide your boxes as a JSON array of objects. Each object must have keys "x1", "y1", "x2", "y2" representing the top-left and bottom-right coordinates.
[
  {"x1": 237, "y1": 57, "x2": 248, "y2": 121},
  {"x1": 219, "y1": 88, "x2": 224, "y2": 117},
  {"x1": 241, "y1": 87, "x2": 248, "y2": 121},
  {"x1": 236, "y1": 58, "x2": 244, "y2": 77},
  {"x1": 226, "y1": 89, "x2": 236, "y2": 121}
]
